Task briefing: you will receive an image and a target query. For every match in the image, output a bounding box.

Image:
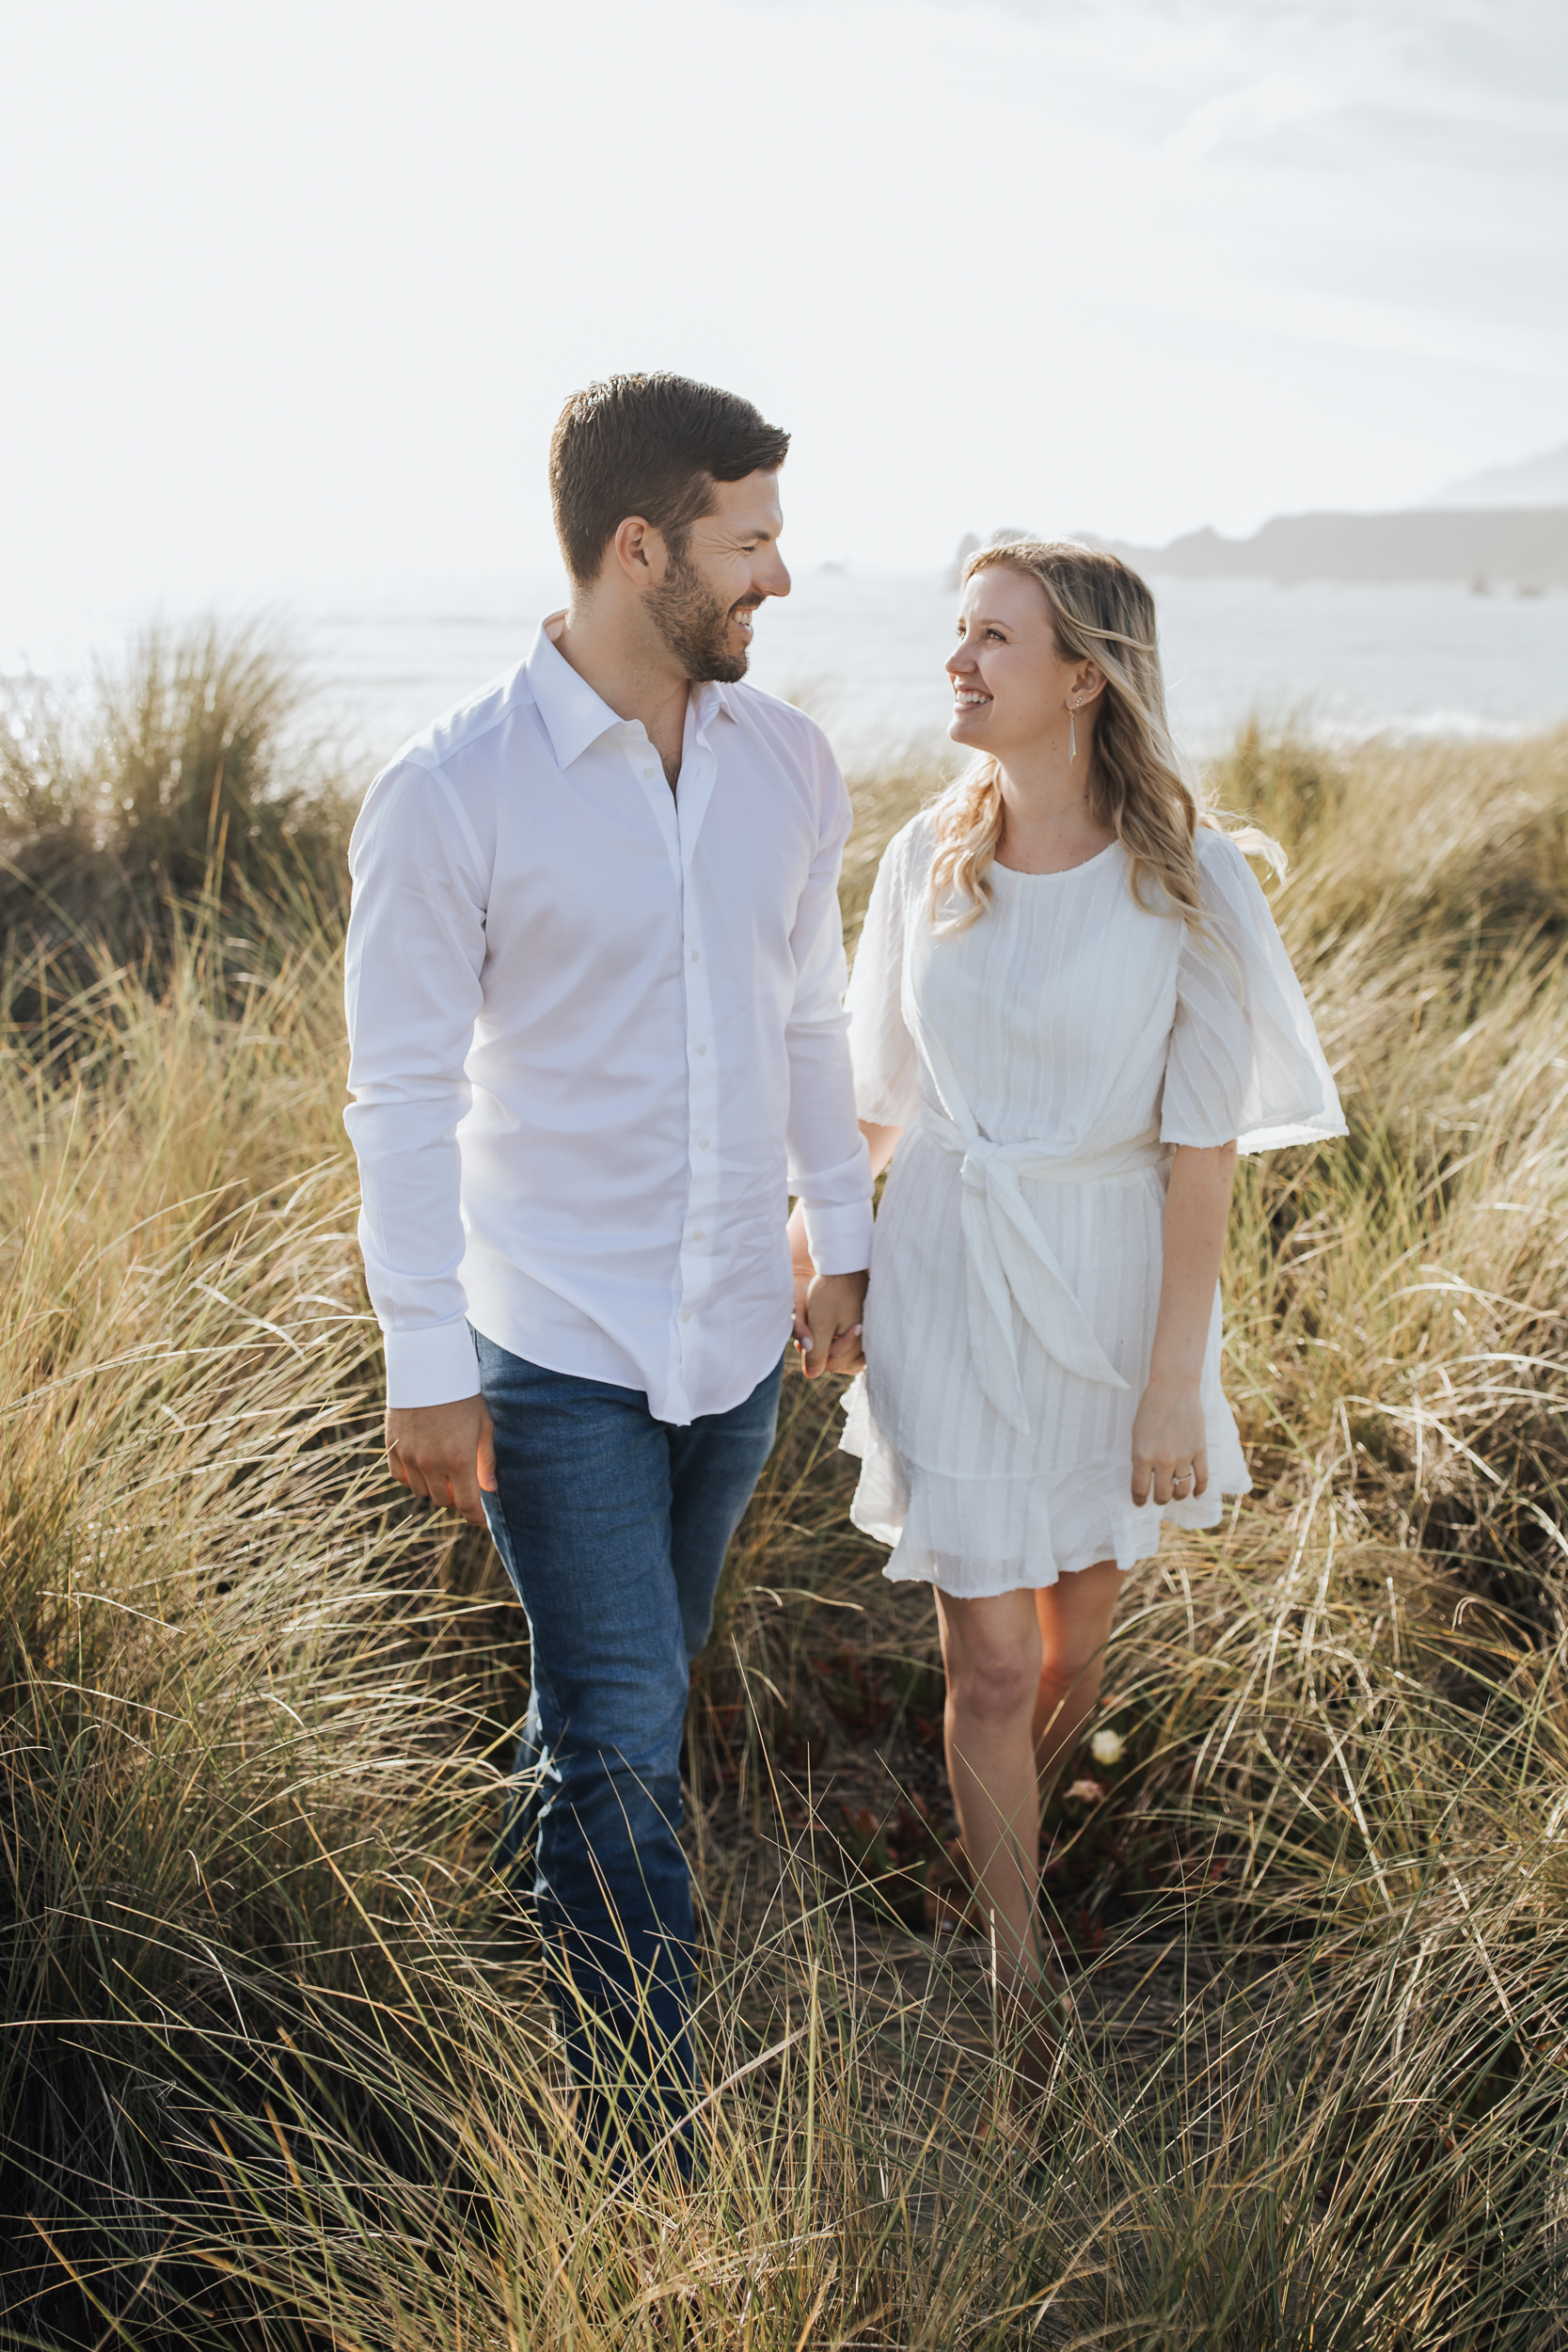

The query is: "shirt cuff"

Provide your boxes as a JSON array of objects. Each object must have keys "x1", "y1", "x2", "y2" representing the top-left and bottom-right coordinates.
[
  {"x1": 383, "y1": 1319, "x2": 482, "y2": 1408},
  {"x1": 801, "y1": 1200, "x2": 874, "y2": 1278}
]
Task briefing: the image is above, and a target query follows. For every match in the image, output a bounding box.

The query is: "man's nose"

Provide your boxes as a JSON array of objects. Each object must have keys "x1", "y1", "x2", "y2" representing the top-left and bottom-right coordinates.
[{"x1": 762, "y1": 549, "x2": 791, "y2": 599}]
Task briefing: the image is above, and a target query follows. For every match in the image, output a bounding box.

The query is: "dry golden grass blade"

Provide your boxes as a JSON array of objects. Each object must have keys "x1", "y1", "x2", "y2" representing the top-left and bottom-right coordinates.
[{"x1": 5, "y1": 629, "x2": 1568, "y2": 2348}]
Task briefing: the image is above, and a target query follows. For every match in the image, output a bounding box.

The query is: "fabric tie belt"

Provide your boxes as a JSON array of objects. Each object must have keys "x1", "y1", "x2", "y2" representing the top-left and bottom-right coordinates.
[{"x1": 920, "y1": 1107, "x2": 1165, "y2": 1434}]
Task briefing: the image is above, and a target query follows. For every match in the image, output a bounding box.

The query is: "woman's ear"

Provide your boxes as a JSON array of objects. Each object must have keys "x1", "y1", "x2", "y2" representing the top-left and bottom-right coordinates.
[{"x1": 1075, "y1": 661, "x2": 1108, "y2": 706}]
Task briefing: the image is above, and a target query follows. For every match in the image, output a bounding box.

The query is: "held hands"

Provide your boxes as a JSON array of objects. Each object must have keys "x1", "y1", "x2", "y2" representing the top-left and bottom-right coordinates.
[
  {"x1": 1130, "y1": 1375, "x2": 1208, "y2": 1509},
  {"x1": 787, "y1": 1199, "x2": 868, "y2": 1378},
  {"x1": 385, "y1": 1394, "x2": 498, "y2": 1527},
  {"x1": 793, "y1": 1268, "x2": 868, "y2": 1378}
]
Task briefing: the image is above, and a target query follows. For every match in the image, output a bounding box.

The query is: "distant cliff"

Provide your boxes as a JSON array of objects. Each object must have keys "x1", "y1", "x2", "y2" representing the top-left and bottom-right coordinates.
[
  {"x1": 1439, "y1": 442, "x2": 1568, "y2": 508},
  {"x1": 1103, "y1": 507, "x2": 1568, "y2": 589}
]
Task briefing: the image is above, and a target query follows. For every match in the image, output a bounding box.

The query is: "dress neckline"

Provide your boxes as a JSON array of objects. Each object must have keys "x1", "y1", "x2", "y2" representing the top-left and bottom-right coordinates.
[{"x1": 990, "y1": 839, "x2": 1120, "y2": 882}]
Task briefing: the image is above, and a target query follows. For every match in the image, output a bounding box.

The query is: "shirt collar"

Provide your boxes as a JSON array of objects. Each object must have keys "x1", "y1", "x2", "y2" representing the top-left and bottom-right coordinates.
[
  {"x1": 526, "y1": 615, "x2": 738, "y2": 770},
  {"x1": 691, "y1": 678, "x2": 739, "y2": 736},
  {"x1": 525, "y1": 616, "x2": 624, "y2": 771}
]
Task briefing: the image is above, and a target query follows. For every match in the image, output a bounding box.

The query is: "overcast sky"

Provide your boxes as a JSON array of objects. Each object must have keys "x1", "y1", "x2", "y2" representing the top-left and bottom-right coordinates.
[{"x1": 3, "y1": 0, "x2": 1563, "y2": 610}]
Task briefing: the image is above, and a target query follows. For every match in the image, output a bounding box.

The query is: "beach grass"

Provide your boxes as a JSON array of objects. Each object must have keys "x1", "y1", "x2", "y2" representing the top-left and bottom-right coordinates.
[{"x1": 2, "y1": 629, "x2": 1568, "y2": 2345}]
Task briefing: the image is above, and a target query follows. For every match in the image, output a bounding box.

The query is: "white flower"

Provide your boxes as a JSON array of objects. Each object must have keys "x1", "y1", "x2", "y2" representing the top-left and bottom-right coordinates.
[{"x1": 1090, "y1": 1727, "x2": 1125, "y2": 1767}]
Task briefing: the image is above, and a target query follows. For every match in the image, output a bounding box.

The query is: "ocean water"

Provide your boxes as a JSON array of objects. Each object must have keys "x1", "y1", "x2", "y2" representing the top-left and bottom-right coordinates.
[
  {"x1": 7, "y1": 567, "x2": 1566, "y2": 774},
  {"x1": 298, "y1": 568, "x2": 1568, "y2": 771}
]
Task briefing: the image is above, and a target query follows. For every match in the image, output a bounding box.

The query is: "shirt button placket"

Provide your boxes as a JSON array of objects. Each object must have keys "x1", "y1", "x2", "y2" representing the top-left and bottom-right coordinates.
[
  {"x1": 622, "y1": 721, "x2": 696, "y2": 1405},
  {"x1": 681, "y1": 898, "x2": 716, "y2": 1381}
]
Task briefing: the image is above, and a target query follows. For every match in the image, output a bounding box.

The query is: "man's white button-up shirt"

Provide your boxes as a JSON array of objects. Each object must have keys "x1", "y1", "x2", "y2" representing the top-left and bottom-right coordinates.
[{"x1": 343, "y1": 617, "x2": 874, "y2": 1423}]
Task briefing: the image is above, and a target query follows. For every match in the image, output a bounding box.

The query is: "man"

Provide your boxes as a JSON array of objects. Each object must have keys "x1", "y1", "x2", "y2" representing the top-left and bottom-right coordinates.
[{"x1": 343, "y1": 373, "x2": 871, "y2": 2154}]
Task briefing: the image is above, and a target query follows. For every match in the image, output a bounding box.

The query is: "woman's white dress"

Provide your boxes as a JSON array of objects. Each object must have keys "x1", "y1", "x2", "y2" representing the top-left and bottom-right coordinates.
[{"x1": 840, "y1": 816, "x2": 1345, "y2": 1598}]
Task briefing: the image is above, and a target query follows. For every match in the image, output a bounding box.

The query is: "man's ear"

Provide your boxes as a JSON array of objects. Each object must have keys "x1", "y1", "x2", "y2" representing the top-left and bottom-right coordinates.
[{"x1": 611, "y1": 516, "x2": 666, "y2": 585}]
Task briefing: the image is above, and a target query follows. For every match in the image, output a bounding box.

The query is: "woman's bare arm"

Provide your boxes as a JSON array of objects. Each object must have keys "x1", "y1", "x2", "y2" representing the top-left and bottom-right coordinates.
[
  {"x1": 859, "y1": 1120, "x2": 904, "y2": 1183},
  {"x1": 1131, "y1": 1140, "x2": 1238, "y2": 1505}
]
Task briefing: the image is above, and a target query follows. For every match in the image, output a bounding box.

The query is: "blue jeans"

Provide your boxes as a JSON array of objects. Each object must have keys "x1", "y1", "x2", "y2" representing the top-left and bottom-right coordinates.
[{"x1": 474, "y1": 1333, "x2": 783, "y2": 2152}]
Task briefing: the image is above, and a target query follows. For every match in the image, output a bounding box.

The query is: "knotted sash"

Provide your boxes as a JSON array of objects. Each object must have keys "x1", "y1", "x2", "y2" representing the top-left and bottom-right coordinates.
[{"x1": 913, "y1": 1016, "x2": 1163, "y2": 1433}]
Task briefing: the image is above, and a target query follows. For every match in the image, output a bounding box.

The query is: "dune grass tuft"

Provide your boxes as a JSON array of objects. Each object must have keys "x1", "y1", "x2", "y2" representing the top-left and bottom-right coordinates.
[
  {"x1": 1, "y1": 621, "x2": 351, "y2": 996},
  {"x1": 3, "y1": 624, "x2": 1568, "y2": 2345}
]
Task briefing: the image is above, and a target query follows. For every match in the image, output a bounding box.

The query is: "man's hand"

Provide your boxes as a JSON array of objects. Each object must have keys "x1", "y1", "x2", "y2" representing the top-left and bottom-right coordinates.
[
  {"x1": 795, "y1": 1268, "x2": 868, "y2": 1379},
  {"x1": 385, "y1": 1394, "x2": 498, "y2": 1528}
]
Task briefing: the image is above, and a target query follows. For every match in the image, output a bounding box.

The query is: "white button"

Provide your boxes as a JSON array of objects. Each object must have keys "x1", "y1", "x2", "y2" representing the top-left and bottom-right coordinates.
[
  {"x1": 689, "y1": 948, "x2": 699, "y2": 962},
  {"x1": 643, "y1": 766, "x2": 657, "y2": 780},
  {"x1": 699, "y1": 1137, "x2": 709, "y2": 1150},
  {"x1": 681, "y1": 1311, "x2": 691, "y2": 1325},
  {"x1": 696, "y1": 1042, "x2": 706, "y2": 1056},
  {"x1": 692, "y1": 1228, "x2": 705, "y2": 1241}
]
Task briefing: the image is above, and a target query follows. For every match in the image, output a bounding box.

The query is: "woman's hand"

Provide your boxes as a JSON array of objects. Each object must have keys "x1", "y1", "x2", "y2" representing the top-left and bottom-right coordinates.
[
  {"x1": 786, "y1": 1201, "x2": 866, "y2": 1376},
  {"x1": 1130, "y1": 1375, "x2": 1208, "y2": 1508},
  {"x1": 798, "y1": 1269, "x2": 867, "y2": 1376}
]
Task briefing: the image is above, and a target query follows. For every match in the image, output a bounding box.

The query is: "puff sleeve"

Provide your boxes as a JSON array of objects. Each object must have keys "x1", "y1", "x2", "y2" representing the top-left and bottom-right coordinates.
[
  {"x1": 845, "y1": 818, "x2": 923, "y2": 1130},
  {"x1": 1161, "y1": 829, "x2": 1346, "y2": 1155}
]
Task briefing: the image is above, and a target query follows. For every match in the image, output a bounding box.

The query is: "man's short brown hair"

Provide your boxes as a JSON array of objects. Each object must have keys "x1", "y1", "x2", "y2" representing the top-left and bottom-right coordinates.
[{"x1": 549, "y1": 373, "x2": 790, "y2": 586}]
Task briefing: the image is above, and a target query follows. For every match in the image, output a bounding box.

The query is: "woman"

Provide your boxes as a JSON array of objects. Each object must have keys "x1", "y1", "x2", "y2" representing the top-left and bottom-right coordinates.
[{"x1": 789, "y1": 541, "x2": 1343, "y2": 2074}]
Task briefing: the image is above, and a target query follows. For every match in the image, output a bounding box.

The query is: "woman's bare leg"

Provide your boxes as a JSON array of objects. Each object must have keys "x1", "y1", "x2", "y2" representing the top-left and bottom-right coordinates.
[
  {"x1": 1032, "y1": 1558, "x2": 1125, "y2": 1792},
  {"x1": 934, "y1": 1587, "x2": 1047, "y2": 1997},
  {"x1": 935, "y1": 1556, "x2": 1129, "y2": 2093}
]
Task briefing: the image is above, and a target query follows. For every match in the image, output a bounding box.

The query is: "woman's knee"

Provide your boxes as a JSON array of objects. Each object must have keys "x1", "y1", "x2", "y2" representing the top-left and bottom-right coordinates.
[
  {"x1": 1036, "y1": 1563, "x2": 1122, "y2": 1686},
  {"x1": 938, "y1": 1591, "x2": 1042, "y2": 1729},
  {"x1": 1036, "y1": 1648, "x2": 1104, "y2": 1706},
  {"x1": 948, "y1": 1648, "x2": 1037, "y2": 1728}
]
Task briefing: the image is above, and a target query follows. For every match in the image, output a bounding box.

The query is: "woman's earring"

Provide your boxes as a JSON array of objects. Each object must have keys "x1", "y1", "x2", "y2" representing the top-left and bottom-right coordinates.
[{"x1": 1069, "y1": 701, "x2": 1078, "y2": 763}]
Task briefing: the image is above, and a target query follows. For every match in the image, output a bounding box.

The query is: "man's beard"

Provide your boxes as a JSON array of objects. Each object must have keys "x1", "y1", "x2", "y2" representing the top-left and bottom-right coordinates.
[{"x1": 647, "y1": 550, "x2": 755, "y2": 684}]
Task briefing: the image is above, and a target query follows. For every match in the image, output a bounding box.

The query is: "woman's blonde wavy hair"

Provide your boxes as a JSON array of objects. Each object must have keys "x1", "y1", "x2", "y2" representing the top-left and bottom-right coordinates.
[{"x1": 928, "y1": 540, "x2": 1270, "y2": 933}]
